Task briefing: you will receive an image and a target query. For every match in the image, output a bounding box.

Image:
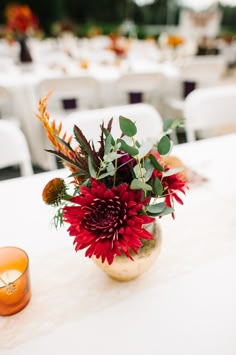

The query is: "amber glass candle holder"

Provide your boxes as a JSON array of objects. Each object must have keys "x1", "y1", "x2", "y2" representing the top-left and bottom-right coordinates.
[{"x1": 0, "y1": 247, "x2": 31, "y2": 316}]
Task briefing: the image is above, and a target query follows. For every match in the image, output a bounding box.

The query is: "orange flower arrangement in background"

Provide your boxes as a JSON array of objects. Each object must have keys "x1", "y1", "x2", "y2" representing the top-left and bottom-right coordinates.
[{"x1": 4, "y1": 3, "x2": 39, "y2": 38}]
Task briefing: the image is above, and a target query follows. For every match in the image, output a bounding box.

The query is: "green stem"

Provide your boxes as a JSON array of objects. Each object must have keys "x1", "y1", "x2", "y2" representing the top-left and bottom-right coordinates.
[
  {"x1": 113, "y1": 157, "x2": 118, "y2": 186},
  {"x1": 62, "y1": 193, "x2": 73, "y2": 201},
  {"x1": 132, "y1": 137, "x2": 147, "y2": 197}
]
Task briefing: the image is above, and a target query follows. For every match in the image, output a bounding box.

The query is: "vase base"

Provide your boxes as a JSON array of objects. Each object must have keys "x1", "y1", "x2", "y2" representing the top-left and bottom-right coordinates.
[{"x1": 93, "y1": 222, "x2": 161, "y2": 281}]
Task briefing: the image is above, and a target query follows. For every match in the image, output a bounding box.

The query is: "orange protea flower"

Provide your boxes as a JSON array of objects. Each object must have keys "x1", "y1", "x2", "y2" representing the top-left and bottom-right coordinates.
[
  {"x1": 42, "y1": 178, "x2": 67, "y2": 206},
  {"x1": 36, "y1": 92, "x2": 82, "y2": 179},
  {"x1": 36, "y1": 92, "x2": 101, "y2": 185},
  {"x1": 36, "y1": 91, "x2": 72, "y2": 151}
]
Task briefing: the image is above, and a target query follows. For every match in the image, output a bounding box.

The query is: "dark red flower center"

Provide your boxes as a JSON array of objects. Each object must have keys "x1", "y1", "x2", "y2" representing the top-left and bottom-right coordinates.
[{"x1": 82, "y1": 196, "x2": 127, "y2": 240}]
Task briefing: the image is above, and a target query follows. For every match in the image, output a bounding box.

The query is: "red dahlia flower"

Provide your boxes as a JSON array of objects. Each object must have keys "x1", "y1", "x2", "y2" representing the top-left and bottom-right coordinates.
[{"x1": 63, "y1": 179, "x2": 155, "y2": 264}]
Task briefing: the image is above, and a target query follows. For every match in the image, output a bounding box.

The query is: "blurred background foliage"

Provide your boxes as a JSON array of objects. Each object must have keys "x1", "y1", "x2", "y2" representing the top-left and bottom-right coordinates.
[{"x1": 1, "y1": 0, "x2": 236, "y2": 37}]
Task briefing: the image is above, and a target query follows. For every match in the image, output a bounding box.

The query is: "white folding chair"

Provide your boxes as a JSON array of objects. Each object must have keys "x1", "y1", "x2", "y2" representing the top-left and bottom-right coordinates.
[
  {"x1": 0, "y1": 120, "x2": 33, "y2": 177},
  {"x1": 60, "y1": 103, "x2": 163, "y2": 146},
  {"x1": 0, "y1": 86, "x2": 19, "y2": 124},
  {"x1": 184, "y1": 85, "x2": 236, "y2": 141},
  {"x1": 37, "y1": 76, "x2": 101, "y2": 118},
  {"x1": 179, "y1": 55, "x2": 227, "y2": 87},
  {"x1": 116, "y1": 72, "x2": 164, "y2": 106}
]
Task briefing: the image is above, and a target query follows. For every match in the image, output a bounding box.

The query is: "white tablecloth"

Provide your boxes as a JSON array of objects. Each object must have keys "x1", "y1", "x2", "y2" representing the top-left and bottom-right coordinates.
[{"x1": 0, "y1": 134, "x2": 235, "y2": 354}]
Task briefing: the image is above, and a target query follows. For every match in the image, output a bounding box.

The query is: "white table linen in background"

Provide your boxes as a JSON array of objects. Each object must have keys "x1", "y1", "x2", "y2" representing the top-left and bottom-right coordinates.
[
  {"x1": 0, "y1": 56, "x2": 179, "y2": 170},
  {"x1": 0, "y1": 134, "x2": 235, "y2": 355}
]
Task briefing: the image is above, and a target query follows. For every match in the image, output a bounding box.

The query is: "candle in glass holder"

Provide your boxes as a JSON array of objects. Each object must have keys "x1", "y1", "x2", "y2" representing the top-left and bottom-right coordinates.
[{"x1": 0, "y1": 247, "x2": 31, "y2": 316}]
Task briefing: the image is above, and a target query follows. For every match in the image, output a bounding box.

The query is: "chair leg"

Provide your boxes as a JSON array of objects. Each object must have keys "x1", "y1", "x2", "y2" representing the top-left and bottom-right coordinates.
[
  {"x1": 20, "y1": 161, "x2": 34, "y2": 176},
  {"x1": 186, "y1": 128, "x2": 196, "y2": 142}
]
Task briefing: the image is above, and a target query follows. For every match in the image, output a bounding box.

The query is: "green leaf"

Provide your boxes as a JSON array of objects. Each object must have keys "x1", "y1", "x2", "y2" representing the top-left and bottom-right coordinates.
[
  {"x1": 163, "y1": 118, "x2": 175, "y2": 132},
  {"x1": 133, "y1": 165, "x2": 146, "y2": 179},
  {"x1": 98, "y1": 171, "x2": 114, "y2": 179},
  {"x1": 146, "y1": 202, "x2": 166, "y2": 214},
  {"x1": 147, "y1": 207, "x2": 174, "y2": 217},
  {"x1": 158, "y1": 135, "x2": 171, "y2": 155},
  {"x1": 158, "y1": 207, "x2": 174, "y2": 216},
  {"x1": 88, "y1": 156, "x2": 96, "y2": 178},
  {"x1": 149, "y1": 154, "x2": 164, "y2": 172},
  {"x1": 163, "y1": 167, "x2": 184, "y2": 177},
  {"x1": 103, "y1": 152, "x2": 123, "y2": 163},
  {"x1": 106, "y1": 162, "x2": 114, "y2": 173},
  {"x1": 103, "y1": 128, "x2": 115, "y2": 146},
  {"x1": 138, "y1": 140, "x2": 154, "y2": 159},
  {"x1": 117, "y1": 139, "x2": 139, "y2": 156},
  {"x1": 119, "y1": 116, "x2": 137, "y2": 137},
  {"x1": 130, "y1": 179, "x2": 152, "y2": 191},
  {"x1": 163, "y1": 118, "x2": 185, "y2": 132},
  {"x1": 104, "y1": 134, "x2": 112, "y2": 154},
  {"x1": 153, "y1": 176, "x2": 163, "y2": 195},
  {"x1": 143, "y1": 158, "x2": 154, "y2": 182}
]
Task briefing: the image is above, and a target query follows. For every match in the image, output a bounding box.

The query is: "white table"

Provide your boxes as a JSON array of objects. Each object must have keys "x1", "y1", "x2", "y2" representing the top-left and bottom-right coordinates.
[{"x1": 0, "y1": 134, "x2": 235, "y2": 355}]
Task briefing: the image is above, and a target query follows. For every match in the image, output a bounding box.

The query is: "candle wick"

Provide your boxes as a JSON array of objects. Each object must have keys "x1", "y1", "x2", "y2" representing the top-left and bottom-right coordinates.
[{"x1": 0, "y1": 275, "x2": 8, "y2": 286}]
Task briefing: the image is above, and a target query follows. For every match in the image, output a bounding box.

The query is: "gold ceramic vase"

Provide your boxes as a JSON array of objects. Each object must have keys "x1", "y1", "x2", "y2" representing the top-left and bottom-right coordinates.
[{"x1": 93, "y1": 221, "x2": 161, "y2": 281}]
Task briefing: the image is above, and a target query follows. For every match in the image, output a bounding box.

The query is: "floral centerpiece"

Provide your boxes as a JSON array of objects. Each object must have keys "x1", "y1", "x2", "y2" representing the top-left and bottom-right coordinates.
[
  {"x1": 4, "y1": 3, "x2": 40, "y2": 62},
  {"x1": 37, "y1": 93, "x2": 187, "y2": 278},
  {"x1": 4, "y1": 3, "x2": 39, "y2": 39},
  {"x1": 107, "y1": 33, "x2": 128, "y2": 57}
]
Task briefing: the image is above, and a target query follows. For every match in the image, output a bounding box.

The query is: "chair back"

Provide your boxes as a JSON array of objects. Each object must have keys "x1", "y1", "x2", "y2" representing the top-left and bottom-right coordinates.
[
  {"x1": 0, "y1": 120, "x2": 33, "y2": 176},
  {"x1": 178, "y1": 56, "x2": 226, "y2": 87},
  {"x1": 116, "y1": 72, "x2": 164, "y2": 104},
  {"x1": 61, "y1": 103, "x2": 163, "y2": 146},
  {"x1": 184, "y1": 85, "x2": 236, "y2": 141},
  {"x1": 38, "y1": 76, "x2": 100, "y2": 113}
]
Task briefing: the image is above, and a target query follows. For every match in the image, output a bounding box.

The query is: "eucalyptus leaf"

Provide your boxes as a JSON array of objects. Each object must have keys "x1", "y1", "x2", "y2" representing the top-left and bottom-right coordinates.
[
  {"x1": 146, "y1": 202, "x2": 166, "y2": 214},
  {"x1": 104, "y1": 134, "x2": 112, "y2": 154},
  {"x1": 104, "y1": 152, "x2": 123, "y2": 163},
  {"x1": 103, "y1": 128, "x2": 115, "y2": 146},
  {"x1": 138, "y1": 140, "x2": 155, "y2": 159},
  {"x1": 147, "y1": 207, "x2": 174, "y2": 217},
  {"x1": 158, "y1": 207, "x2": 174, "y2": 216},
  {"x1": 119, "y1": 116, "x2": 137, "y2": 137},
  {"x1": 143, "y1": 158, "x2": 154, "y2": 182},
  {"x1": 163, "y1": 167, "x2": 184, "y2": 177},
  {"x1": 133, "y1": 165, "x2": 146, "y2": 179},
  {"x1": 163, "y1": 118, "x2": 175, "y2": 132},
  {"x1": 153, "y1": 176, "x2": 163, "y2": 195},
  {"x1": 98, "y1": 171, "x2": 114, "y2": 179},
  {"x1": 158, "y1": 135, "x2": 171, "y2": 155},
  {"x1": 149, "y1": 154, "x2": 164, "y2": 172},
  {"x1": 117, "y1": 138, "x2": 139, "y2": 156},
  {"x1": 130, "y1": 179, "x2": 152, "y2": 191},
  {"x1": 107, "y1": 162, "x2": 114, "y2": 173}
]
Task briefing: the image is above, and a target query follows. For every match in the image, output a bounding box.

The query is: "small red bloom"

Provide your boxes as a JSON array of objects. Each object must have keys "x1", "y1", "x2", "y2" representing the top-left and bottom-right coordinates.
[
  {"x1": 63, "y1": 179, "x2": 155, "y2": 264},
  {"x1": 150, "y1": 150, "x2": 187, "y2": 218},
  {"x1": 153, "y1": 167, "x2": 187, "y2": 219}
]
